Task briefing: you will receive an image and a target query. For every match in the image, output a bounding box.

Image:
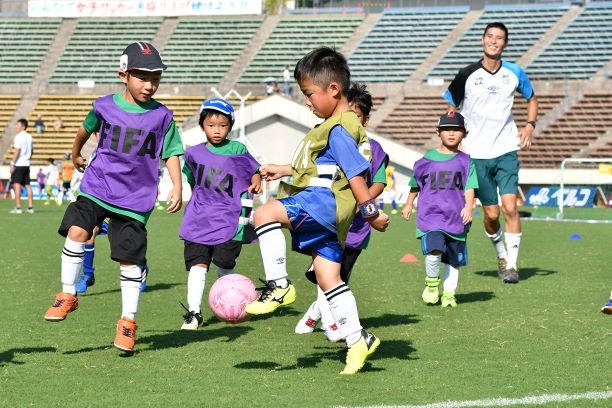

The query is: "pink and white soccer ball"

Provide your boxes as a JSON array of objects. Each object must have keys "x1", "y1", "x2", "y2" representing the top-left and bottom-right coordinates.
[{"x1": 208, "y1": 274, "x2": 258, "y2": 323}]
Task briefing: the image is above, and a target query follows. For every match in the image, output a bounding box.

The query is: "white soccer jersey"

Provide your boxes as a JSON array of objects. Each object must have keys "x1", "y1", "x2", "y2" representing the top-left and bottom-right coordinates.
[
  {"x1": 13, "y1": 130, "x2": 33, "y2": 166},
  {"x1": 443, "y1": 59, "x2": 534, "y2": 159}
]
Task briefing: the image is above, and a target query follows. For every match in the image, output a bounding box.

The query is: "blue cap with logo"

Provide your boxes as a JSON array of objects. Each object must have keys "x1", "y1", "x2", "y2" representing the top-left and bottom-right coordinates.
[{"x1": 199, "y1": 98, "x2": 235, "y2": 125}]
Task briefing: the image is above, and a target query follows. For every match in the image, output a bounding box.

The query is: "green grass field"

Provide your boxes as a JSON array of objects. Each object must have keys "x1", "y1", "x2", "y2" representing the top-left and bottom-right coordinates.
[{"x1": 1, "y1": 199, "x2": 611, "y2": 407}]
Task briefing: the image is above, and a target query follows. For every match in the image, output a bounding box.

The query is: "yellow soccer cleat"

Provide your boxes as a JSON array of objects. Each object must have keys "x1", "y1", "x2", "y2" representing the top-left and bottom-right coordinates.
[
  {"x1": 340, "y1": 330, "x2": 380, "y2": 375},
  {"x1": 245, "y1": 280, "x2": 296, "y2": 315}
]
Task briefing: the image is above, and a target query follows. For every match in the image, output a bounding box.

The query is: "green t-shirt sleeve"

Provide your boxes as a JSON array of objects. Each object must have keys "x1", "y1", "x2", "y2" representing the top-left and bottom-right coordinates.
[
  {"x1": 466, "y1": 160, "x2": 478, "y2": 190},
  {"x1": 82, "y1": 109, "x2": 100, "y2": 133},
  {"x1": 162, "y1": 120, "x2": 184, "y2": 160},
  {"x1": 409, "y1": 176, "x2": 418, "y2": 188},
  {"x1": 373, "y1": 161, "x2": 387, "y2": 184},
  {"x1": 182, "y1": 160, "x2": 195, "y2": 188}
]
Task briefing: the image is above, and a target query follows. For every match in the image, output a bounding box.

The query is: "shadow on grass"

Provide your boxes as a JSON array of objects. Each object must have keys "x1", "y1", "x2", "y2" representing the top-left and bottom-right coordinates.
[
  {"x1": 77, "y1": 282, "x2": 182, "y2": 297},
  {"x1": 0, "y1": 346, "x2": 56, "y2": 366},
  {"x1": 235, "y1": 338, "x2": 416, "y2": 373},
  {"x1": 474, "y1": 267, "x2": 556, "y2": 281},
  {"x1": 456, "y1": 291, "x2": 495, "y2": 303},
  {"x1": 360, "y1": 313, "x2": 420, "y2": 329},
  {"x1": 63, "y1": 323, "x2": 255, "y2": 356}
]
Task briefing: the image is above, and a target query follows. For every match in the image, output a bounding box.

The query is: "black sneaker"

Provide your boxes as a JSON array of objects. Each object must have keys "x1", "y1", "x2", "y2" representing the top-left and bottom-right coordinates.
[{"x1": 180, "y1": 303, "x2": 203, "y2": 330}]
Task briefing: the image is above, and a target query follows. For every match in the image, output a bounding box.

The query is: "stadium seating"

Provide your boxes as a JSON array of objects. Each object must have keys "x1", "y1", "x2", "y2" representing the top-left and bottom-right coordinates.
[
  {"x1": 237, "y1": 15, "x2": 363, "y2": 85},
  {"x1": 528, "y1": 3, "x2": 612, "y2": 80},
  {"x1": 1, "y1": 7, "x2": 611, "y2": 173},
  {"x1": 0, "y1": 95, "x2": 21, "y2": 131},
  {"x1": 374, "y1": 93, "x2": 566, "y2": 162},
  {"x1": 49, "y1": 18, "x2": 163, "y2": 84},
  {"x1": 428, "y1": 4, "x2": 568, "y2": 80},
  {"x1": 0, "y1": 95, "x2": 22, "y2": 164},
  {"x1": 374, "y1": 95, "x2": 447, "y2": 147},
  {"x1": 350, "y1": 7, "x2": 468, "y2": 83},
  {"x1": 162, "y1": 17, "x2": 263, "y2": 84},
  {"x1": 0, "y1": 18, "x2": 61, "y2": 83},
  {"x1": 519, "y1": 92, "x2": 612, "y2": 168}
]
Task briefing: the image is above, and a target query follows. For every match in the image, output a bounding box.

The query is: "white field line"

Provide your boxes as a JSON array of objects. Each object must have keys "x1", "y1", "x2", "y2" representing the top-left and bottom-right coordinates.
[{"x1": 333, "y1": 390, "x2": 612, "y2": 408}]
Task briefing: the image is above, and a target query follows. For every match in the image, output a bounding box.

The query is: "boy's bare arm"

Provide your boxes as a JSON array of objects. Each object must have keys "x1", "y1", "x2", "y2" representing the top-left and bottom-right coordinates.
[
  {"x1": 259, "y1": 164, "x2": 292, "y2": 181},
  {"x1": 368, "y1": 182, "x2": 385, "y2": 200},
  {"x1": 461, "y1": 188, "x2": 475, "y2": 224},
  {"x1": 72, "y1": 126, "x2": 92, "y2": 172},
  {"x1": 165, "y1": 155, "x2": 182, "y2": 213},
  {"x1": 249, "y1": 172, "x2": 263, "y2": 194},
  {"x1": 402, "y1": 189, "x2": 419, "y2": 221}
]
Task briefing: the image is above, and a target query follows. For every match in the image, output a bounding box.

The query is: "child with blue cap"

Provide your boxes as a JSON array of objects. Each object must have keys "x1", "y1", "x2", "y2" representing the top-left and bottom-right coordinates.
[{"x1": 178, "y1": 98, "x2": 262, "y2": 330}]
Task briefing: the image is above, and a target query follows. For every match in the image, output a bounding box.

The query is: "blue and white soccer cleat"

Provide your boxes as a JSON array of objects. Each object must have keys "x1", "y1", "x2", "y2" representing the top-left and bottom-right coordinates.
[{"x1": 75, "y1": 273, "x2": 95, "y2": 294}]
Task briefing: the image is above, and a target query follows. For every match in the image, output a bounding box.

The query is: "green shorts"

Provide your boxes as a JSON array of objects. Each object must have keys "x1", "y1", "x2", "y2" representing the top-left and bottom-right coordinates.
[{"x1": 473, "y1": 151, "x2": 519, "y2": 206}]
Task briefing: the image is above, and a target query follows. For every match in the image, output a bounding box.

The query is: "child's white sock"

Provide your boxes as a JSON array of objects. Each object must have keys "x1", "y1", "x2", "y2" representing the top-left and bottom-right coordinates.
[
  {"x1": 326, "y1": 283, "x2": 362, "y2": 346},
  {"x1": 120, "y1": 264, "x2": 144, "y2": 320},
  {"x1": 187, "y1": 265, "x2": 208, "y2": 313},
  {"x1": 255, "y1": 222, "x2": 288, "y2": 287},
  {"x1": 443, "y1": 264, "x2": 459, "y2": 293},
  {"x1": 61, "y1": 238, "x2": 85, "y2": 295},
  {"x1": 317, "y1": 285, "x2": 334, "y2": 328}
]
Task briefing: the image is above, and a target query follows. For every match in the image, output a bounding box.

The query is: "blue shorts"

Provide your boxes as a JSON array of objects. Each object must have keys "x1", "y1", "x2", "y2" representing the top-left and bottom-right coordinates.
[
  {"x1": 280, "y1": 196, "x2": 343, "y2": 263},
  {"x1": 473, "y1": 151, "x2": 519, "y2": 206},
  {"x1": 420, "y1": 230, "x2": 468, "y2": 268}
]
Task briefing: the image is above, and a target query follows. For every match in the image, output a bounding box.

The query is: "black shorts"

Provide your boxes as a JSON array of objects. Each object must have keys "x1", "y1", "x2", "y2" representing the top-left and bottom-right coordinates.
[
  {"x1": 58, "y1": 196, "x2": 147, "y2": 265},
  {"x1": 184, "y1": 240, "x2": 242, "y2": 271},
  {"x1": 10, "y1": 166, "x2": 30, "y2": 185},
  {"x1": 340, "y1": 247, "x2": 362, "y2": 283}
]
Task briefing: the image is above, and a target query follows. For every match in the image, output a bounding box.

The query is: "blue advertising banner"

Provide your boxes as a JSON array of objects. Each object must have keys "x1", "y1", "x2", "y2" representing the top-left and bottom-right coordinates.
[{"x1": 525, "y1": 186, "x2": 597, "y2": 207}]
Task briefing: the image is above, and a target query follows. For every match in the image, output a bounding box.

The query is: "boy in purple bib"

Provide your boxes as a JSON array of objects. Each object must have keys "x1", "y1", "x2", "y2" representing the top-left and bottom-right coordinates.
[
  {"x1": 402, "y1": 112, "x2": 478, "y2": 308},
  {"x1": 179, "y1": 98, "x2": 261, "y2": 330},
  {"x1": 44, "y1": 42, "x2": 184, "y2": 353}
]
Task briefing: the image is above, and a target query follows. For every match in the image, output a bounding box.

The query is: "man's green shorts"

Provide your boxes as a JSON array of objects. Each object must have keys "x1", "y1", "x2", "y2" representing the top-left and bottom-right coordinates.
[{"x1": 473, "y1": 151, "x2": 519, "y2": 206}]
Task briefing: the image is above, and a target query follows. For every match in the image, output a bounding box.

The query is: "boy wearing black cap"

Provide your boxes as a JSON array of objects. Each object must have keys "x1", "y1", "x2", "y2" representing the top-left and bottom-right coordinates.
[
  {"x1": 44, "y1": 42, "x2": 184, "y2": 352},
  {"x1": 402, "y1": 112, "x2": 478, "y2": 308},
  {"x1": 178, "y1": 98, "x2": 262, "y2": 330}
]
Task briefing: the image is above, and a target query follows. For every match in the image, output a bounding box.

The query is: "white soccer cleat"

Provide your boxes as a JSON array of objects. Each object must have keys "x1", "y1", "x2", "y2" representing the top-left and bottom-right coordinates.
[{"x1": 295, "y1": 301, "x2": 321, "y2": 334}]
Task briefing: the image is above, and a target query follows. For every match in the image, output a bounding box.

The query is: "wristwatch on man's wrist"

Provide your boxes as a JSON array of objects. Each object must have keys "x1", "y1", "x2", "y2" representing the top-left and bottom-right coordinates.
[{"x1": 526, "y1": 120, "x2": 537, "y2": 129}]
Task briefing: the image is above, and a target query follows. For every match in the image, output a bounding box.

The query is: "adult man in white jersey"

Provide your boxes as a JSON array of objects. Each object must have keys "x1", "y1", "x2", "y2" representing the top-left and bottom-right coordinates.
[
  {"x1": 443, "y1": 22, "x2": 538, "y2": 283},
  {"x1": 9, "y1": 118, "x2": 34, "y2": 214}
]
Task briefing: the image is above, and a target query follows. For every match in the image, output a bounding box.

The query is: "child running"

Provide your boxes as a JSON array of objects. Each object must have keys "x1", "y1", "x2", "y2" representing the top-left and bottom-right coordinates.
[
  {"x1": 295, "y1": 82, "x2": 389, "y2": 342},
  {"x1": 244, "y1": 47, "x2": 389, "y2": 375},
  {"x1": 179, "y1": 98, "x2": 261, "y2": 330},
  {"x1": 402, "y1": 112, "x2": 478, "y2": 307},
  {"x1": 43, "y1": 42, "x2": 183, "y2": 352}
]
